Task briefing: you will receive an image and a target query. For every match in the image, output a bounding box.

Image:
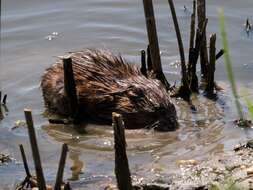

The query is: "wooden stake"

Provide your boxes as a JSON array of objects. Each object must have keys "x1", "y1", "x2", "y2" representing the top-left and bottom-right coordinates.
[
  {"x1": 54, "y1": 144, "x2": 68, "y2": 190},
  {"x1": 147, "y1": 45, "x2": 153, "y2": 72},
  {"x1": 19, "y1": 144, "x2": 31, "y2": 177},
  {"x1": 140, "y1": 50, "x2": 147, "y2": 77},
  {"x1": 168, "y1": 0, "x2": 191, "y2": 101},
  {"x1": 205, "y1": 34, "x2": 216, "y2": 95},
  {"x1": 143, "y1": 0, "x2": 170, "y2": 89},
  {"x1": 197, "y1": 0, "x2": 208, "y2": 80},
  {"x1": 63, "y1": 57, "x2": 79, "y2": 119},
  {"x1": 189, "y1": 0, "x2": 196, "y2": 50},
  {"x1": 189, "y1": 19, "x2": 208, "y2": 93},
  {"x1": 24, "y1": 109, "x2": 47, "y2": 190},
  {"x1": 112, "y1": 112, "x2": 132, "y2": 190},
  {"x1": 188, "y1": 0, "x2": 196, "y2": 90}
]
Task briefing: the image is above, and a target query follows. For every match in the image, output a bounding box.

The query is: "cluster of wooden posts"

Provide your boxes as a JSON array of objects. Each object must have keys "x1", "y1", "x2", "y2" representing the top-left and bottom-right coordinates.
[
  {"x1": 58, "y1": 0, "x2": 226, "y2": 126},
  {"x1": 140, "y1": 0, "x2": 224, "y2": 101},
  {"x1": 10, "y1": 0, "x2": 228, "y2": 189},
  {"x1": 0, "y1": 91, "x2": 8, "y2": 120},
  {"x1": 17, "y1": 110, "x2": 162, "y2": 190},
  {"x1": 16, "y1": 109, "x2": 71, "y2": 190}
]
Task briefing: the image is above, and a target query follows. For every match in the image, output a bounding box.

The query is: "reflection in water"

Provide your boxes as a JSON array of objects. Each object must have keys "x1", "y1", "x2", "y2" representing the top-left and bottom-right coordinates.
[
  {"x1": 43, "y1": 93, "x2": 226, "y2": 163},
  {"x1": 68, "y1": 150, "x2": 84, "y2": 181},
  {"x1": 0, "y1": 104, "x2": 9, "y2": 121},
  {"x1": 3, "y1": 0, "x2": 253, "y2": 188}
]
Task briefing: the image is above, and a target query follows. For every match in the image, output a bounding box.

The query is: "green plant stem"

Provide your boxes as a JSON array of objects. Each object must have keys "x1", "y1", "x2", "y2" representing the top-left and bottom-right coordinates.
[
  {"x1": 244, "y1": 96, "x2": 253, "y2": 120},
  {"x1": 219, "y1": 10, "x2": 244, "y2": 120}
]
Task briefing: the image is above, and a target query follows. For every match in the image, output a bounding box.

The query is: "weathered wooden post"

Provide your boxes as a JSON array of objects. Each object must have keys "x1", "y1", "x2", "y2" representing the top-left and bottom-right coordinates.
[
  {"x1": 146, "y1": 45, "x2": 153, "y2": 72},
  {"x1": 205, "y1": 34, "x2": 216, "y2": 95},
  {"x1": 168, "y1": 0, "x2": 191, "y2": 101},
  {"x1": 140, "y1": 50, "x2": 147, "y2": 77},
  {"x1": 24, "y1": 109, "x2": 47, "y2": 190},
  {"x1": 112, "y1": 112, "x2": 132, "y2": 190},
  {"x1": 63, "y1": 57, "x2": 79, "y2": 120},
  {"x1": 197, "y1": 0, "x2": 208, "y2": 80},
  {"x1": 54, "y1": 143, "x2": 69, "y2": 190},
  {"x1": 189, "y1": 0, "x2": 196, "y2": 52},
  {"x1": 189, "y1": 19, "x2": 208, "y2": 93},
  {"x1": 143, "y1": 0, "x2": 170, "y2": 90},
  {"x1": 188, "y1": 0, "x2": 196, "y2": 79}
]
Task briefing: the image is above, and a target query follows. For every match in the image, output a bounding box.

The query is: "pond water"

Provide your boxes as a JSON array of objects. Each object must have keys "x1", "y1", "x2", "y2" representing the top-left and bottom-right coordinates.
[{"x1": 1, "y1": 0, "x2": 253, "y2": 189}]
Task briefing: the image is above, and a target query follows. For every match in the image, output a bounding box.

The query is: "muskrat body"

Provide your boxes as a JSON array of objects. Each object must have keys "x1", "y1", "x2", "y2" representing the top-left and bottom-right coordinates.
[{"x1": 41, "y1": 49, "x2": 178, "y2": 131}]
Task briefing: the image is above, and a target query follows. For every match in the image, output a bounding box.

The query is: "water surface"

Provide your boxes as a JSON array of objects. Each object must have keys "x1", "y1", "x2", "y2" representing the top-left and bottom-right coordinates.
[{"x1": 1, "y1": 0, "x2": 253, "y2": 189}]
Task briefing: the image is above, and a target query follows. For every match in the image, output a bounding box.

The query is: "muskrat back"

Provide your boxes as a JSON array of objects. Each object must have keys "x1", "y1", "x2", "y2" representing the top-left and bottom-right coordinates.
[{"x1": 41, "y1": 49, "x2": 178, "y2": 131}]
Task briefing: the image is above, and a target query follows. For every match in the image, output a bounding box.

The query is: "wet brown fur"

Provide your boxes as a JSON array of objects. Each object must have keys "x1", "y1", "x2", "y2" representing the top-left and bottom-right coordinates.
[{"x1": 41, "y1": 49, "x2": 178, "y2": 131}]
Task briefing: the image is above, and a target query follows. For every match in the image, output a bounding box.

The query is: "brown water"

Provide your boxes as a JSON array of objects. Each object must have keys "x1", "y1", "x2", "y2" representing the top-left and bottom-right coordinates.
[{"x1": 1, "y1": 0, "x2": 253, "y2": 189}]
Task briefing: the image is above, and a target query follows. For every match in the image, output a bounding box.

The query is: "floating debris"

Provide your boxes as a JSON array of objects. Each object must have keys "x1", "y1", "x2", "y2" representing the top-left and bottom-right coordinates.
[
  {"x1": 0, "y1": 153, "x2": 12, "y2": 165},
  {"x1": 177, "y1": 159, "x2": 199, "y2": 166},
  {"x1": 12, "y1": 120, "x2": 27, "y2": 130},
  {"x1": 245, "y1": 18, "x2": 252, "y2": 34},
  {"x1": 45, "y1": 32, "x2": 59, "y2": 41},
  {"x1": 183, "y1": 5, "x2": 187, "y2": 12},
  {"x1": 234, "y1": 119, "x2": 252, "y2": 128}
]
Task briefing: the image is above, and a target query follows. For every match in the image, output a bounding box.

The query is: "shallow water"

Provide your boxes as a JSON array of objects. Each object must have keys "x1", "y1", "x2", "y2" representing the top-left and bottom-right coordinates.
[{"x1": 1, "y1": 0, "x2": 253, "y2": 189}]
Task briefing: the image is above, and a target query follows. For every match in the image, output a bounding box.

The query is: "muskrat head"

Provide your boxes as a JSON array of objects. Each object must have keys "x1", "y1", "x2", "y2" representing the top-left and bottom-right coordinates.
[{"x1": 116, "y1": 77, "x2": 178, "y2": 131}]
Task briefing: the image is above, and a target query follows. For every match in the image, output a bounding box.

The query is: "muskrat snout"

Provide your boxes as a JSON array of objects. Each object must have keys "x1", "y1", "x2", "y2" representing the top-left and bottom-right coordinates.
[{"x1": 149, "y1": 106, "x2": 178, "y2": 132}]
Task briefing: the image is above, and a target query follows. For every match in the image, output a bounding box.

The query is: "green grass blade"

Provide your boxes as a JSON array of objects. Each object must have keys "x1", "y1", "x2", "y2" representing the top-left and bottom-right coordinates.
[
  {"x1": 219, "y1": 9, "x2": 244, "y2": 120},
  {"x1": 244, "y1": 96, "x2": 253, "y2": 120}
]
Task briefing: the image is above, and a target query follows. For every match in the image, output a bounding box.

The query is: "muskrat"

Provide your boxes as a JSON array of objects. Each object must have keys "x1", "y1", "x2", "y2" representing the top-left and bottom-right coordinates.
[{"x1": 41, "y1": 49, "x2": 178, "y2": 131}]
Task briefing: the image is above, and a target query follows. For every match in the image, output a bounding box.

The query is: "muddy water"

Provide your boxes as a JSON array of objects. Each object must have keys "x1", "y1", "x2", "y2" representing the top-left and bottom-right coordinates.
[{"x1": 1, "y1": 0, "x2": 253, "y2": 189}]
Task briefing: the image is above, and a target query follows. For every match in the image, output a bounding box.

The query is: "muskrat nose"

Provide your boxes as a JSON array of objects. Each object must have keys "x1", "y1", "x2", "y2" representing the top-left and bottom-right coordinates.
[
  {"x1": 151, "y1": 106, "x2": 178, "y2": 132},
  {"x1": 154, "y1": 117, "x2": 178, "y2": 132}
]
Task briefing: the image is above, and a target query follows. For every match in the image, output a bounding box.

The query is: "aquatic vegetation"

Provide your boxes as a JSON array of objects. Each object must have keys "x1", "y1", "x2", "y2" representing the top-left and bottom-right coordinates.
[{"x1": 0, "y1": 153, "x2": 11, "y2": 165}]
